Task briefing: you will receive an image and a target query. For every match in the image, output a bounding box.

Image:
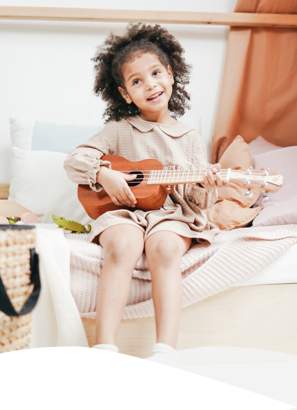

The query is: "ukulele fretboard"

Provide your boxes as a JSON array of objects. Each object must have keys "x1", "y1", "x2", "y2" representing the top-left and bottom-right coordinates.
[{"x1": 147, "y1": 169, "x2": 230, "y2": 185}]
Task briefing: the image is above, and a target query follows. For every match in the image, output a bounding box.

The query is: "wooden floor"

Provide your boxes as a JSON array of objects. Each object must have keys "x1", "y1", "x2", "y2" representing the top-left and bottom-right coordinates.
[{"x1": 82, "y1": 283, "x2": 297, "y2": 358}]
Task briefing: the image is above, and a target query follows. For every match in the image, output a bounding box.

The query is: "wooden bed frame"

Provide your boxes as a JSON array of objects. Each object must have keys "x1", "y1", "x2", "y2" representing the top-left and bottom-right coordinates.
[
  {"x1": 1, "y1": 184, "x2": 297, "y2": 357},
  {"x1": 1, "y1": 7, "x2": 297, "y2": 357}
]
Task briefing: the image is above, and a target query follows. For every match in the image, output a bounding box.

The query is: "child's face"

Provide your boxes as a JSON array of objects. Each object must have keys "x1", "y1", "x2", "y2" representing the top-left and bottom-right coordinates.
[{"x1": 118, "y1": 53, "x2": 174, "y2": 117}]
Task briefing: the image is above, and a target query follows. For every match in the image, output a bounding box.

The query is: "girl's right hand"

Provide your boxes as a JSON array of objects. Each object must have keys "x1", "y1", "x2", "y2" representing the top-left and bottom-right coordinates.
[{"x1": 97, "y1": 167, "x2": 137, "y2": 207}]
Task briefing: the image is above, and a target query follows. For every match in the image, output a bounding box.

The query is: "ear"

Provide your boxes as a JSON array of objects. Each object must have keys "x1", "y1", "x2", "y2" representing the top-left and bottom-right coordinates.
[
  {"x1": 118, "y1": 86, "x2": 132, "y2": 104},
  {"x1": 167, "y1": 65, "x2": 174, "y2": 85}
]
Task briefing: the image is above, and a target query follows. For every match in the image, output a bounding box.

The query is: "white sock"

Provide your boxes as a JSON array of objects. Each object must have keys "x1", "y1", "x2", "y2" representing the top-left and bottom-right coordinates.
[
  {"x1": 92, "y1": 343, "x2": 119, "y2": 353},
  {"x1": 151, "y1": 343, "x2": 176, "y2": 356}
]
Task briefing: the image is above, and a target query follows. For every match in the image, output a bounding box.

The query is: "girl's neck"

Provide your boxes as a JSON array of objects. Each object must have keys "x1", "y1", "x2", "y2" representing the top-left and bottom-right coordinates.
[{"x1": 139, "y1": 110, "x2": 178, "y2": 126}]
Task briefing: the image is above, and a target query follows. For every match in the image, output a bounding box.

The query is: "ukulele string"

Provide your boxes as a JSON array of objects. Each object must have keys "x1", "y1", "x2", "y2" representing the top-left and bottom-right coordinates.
[
  {"x1": 116, "y1": 170, "x2": 232, "y2": 183},
  {"x1": 117, "y1": 170, "x2": 231, "y2": 177},
  {"x1": 114, "y1": 170, "x2": 265, "y2": 183}
]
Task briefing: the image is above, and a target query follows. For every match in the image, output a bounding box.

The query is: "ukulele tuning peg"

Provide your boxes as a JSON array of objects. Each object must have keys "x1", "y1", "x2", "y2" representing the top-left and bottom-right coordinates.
[
  {"x1": 263, "y1": 192, "x2": 269, "y2": 201},
  {"x1": 245, "y1": 189, "x2": 253, "y2": 198},
  {"x1": 244, "y1": 179, "x2": 251, "y2": 186},
  {"x1": 262, "y1": 170, "x2": 269, "y2": 176},
  {"x1": 245, "y1": 169, "x2": 252, "y2": 175}
]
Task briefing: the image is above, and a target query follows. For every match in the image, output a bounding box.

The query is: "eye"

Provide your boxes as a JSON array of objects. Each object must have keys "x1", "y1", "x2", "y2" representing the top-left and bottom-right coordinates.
[
  {"x1": 153, "y1": 70, "x2": 161, "y2": 76},
  {"x1": 133, "y1": 79, "x2": 141, "y2": 85}
]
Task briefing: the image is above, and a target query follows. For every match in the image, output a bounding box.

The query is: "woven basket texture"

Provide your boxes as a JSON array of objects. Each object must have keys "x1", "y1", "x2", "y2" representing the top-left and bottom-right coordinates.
[{"x1": 0, "y1": 228, "x2": 36, "y2": 353}]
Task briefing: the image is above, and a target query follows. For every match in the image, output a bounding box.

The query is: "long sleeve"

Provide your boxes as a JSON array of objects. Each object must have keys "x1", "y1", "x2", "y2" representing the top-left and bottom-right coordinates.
[
  {"x1": 64, "y1": 121, "x2": 117, "y2": 191},
  {"x1": 187, "y1": 133, "x2": 218, "y2": 210}
]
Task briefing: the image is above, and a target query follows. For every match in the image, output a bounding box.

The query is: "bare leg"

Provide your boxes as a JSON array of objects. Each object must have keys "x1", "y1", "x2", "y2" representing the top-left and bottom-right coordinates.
[
  {"x1": 95, "y1": 224, "x2": 144, "y2": 345},
  {"x1": 145, "y1": 231, "x2": 192, "y2": 349}
]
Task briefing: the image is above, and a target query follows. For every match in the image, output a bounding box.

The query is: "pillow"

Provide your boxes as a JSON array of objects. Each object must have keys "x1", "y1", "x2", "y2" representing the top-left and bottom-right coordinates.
[
  {"x1": 252, "y1": 146, "x2": 297, "y2": 226},
  {"x1": 9, "y1": 116, "x2": 103, "y2": 222},
  {"x1": 9, "y1": 147, "x2": 92, "y2": 225},
  {"x1": 204, "y1": 136, "x2": 262, "y2": 230},
  {"x1": 248, "y1": 136, "x2": 281, "y2": 157},
  {"x1": 9, "y1": 116, "x2": 104, "y2": 153}
]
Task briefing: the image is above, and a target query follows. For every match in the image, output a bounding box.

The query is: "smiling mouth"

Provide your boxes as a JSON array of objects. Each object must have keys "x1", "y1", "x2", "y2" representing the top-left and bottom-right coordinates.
[{"x1": 147, "y1": 92, "x2": 163, "y2": 101}]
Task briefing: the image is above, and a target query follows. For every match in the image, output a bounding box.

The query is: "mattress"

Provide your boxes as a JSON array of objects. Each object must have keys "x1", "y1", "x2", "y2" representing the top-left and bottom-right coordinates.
[
  {"x1": 39, "y1": 223, "x2": 297, "y2": 287},
  {"x1": 65, "y1": 225, "x2": 297, "y2": 319}
]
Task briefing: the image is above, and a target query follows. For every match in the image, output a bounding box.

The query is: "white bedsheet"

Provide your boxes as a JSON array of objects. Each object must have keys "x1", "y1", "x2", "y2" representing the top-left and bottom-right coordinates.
[{"x1": 235, "y1": 243, "x2": 297, "y2": 287}]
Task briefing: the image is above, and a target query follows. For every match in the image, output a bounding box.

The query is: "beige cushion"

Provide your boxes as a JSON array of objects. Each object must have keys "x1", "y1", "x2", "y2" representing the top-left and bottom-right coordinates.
[{"x1": 204, "y1": 136, "x2": 262, "y2": 230}]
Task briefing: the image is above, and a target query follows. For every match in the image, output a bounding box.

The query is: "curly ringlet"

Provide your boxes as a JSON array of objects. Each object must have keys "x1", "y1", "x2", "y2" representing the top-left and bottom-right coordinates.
[{"x1": 92, "y1": 23, "x2": 191, "y2": 122}]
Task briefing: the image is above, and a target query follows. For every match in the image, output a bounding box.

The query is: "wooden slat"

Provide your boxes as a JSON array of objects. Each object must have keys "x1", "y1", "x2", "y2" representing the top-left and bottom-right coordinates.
[
  {"x1": 0, "y1": 7, "x2": 297, "y2": 28},
  {"x1": 83, "y1": 284, "x2": 297, "y2": 358},
  {"x1": 0, "y1": 184, "x2": 9, "y2": 200}
]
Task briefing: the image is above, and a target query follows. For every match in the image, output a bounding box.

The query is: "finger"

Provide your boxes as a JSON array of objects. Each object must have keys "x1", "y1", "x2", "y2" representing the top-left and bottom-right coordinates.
[
  {"x1": 124, "y1": 187, "x2": 137, "y2": 206},
  {"x1": 122, "y1": 172, "x2": 137, "y2": 181},
  {"x1": 215, "y1": 172, "x2": 223, "y2": 188},
  {"x1": 121, "y1": 191, "x2": 134, "y2": 207},
  {"x1": 212, "y1": 163, "x2": 221, "y2": 173},
  {"x1": 112, "y1": 197, "x2": 122, "y2": 207},
  {"x1": 222, "y1": 179, "x2": 229, "y2": 187},
  {"x1": 203, "y1": 173, "x2": 210, "y2": 189},
  {"x1": 207, "y1": 170, "x2": 216, "y2": 188},
  {"x1": 118, "y1": 193, "x2": 131, "y2": 207}
]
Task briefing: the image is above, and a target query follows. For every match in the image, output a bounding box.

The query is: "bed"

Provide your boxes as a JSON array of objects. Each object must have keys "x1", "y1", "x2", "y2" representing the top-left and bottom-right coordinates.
[{"x1": 1, "y1": 5, "x2": 297, "y2": 359}]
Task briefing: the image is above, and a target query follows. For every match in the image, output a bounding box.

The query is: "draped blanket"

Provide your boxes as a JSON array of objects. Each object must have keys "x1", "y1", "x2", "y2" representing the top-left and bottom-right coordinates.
[{"x1": 67, "y1": 225, "x2": 297, "y2": 320}]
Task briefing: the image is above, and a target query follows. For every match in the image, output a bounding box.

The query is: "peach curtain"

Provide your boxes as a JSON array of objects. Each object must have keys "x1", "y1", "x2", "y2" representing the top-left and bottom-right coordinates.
[{"x1": 211, "y1": 0, "x2": 297, "y2": 163}]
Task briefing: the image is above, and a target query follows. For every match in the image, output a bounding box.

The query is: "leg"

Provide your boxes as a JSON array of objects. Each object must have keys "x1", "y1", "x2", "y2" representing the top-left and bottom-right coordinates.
[
  {"x1": 145, "y1": 231, "x2": 192, "y2": 349},
  {"x1": 95, "y1": 224, "x2": 144, "y2": 345}
]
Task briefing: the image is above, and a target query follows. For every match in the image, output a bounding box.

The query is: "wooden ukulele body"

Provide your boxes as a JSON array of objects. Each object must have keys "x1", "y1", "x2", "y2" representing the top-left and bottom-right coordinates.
[{"x1": 77, "y1": 155, "x2": 168, "y2": 220}]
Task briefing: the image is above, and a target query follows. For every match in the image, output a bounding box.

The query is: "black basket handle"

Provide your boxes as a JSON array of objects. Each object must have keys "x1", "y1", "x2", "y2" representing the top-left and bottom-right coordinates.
[{"x1": 0, "y1": 249, "x2": 41, "y2": 317}]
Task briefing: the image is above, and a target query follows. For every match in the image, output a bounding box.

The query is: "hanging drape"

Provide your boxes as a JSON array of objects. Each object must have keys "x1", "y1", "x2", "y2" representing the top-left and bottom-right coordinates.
[{"x1": 211, "y1": 0, "x2": 297, "y2": 163}]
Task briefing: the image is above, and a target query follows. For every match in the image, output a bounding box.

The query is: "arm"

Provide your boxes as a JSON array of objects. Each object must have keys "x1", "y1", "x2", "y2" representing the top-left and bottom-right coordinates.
[
  {"x1": 64, "y1": 121, "x2": 137, "y2": 207},
  {"x1": 64, "y1": 121, "x2": 117, "y2": 192}
]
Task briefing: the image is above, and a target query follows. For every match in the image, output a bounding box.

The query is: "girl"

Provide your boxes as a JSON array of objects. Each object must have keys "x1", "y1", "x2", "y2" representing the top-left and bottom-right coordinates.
[{"x1": 64, "y1": 23, "x2": 228, "y2": 357}]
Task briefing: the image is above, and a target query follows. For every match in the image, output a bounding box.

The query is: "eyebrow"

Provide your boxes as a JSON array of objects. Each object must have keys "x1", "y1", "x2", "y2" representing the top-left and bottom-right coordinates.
[{"x1": 126, "y1": 64, "x2": 162, "y2": 83}]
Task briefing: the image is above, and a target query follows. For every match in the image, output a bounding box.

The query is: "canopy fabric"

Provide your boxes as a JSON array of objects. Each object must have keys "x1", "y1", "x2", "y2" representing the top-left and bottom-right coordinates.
[{"x1": 211, "y1": 0, "x2": 297, "y2": 163}]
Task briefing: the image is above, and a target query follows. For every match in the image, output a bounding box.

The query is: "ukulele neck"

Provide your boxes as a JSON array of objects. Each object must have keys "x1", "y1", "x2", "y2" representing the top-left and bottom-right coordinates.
[{"x1": 147, "y1": 169, "x2": 231, "y2": 185}]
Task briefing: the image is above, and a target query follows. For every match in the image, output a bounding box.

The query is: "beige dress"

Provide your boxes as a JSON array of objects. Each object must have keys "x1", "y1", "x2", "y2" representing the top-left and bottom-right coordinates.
[{"x1": 64, "y1": 116, "x2": 220, "y2": 243}]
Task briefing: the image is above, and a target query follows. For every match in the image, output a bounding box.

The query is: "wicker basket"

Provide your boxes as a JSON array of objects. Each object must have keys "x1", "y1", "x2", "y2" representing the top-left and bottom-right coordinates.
[{"x1": 0, "y1": 225, "x2": 40, "y2": 353}]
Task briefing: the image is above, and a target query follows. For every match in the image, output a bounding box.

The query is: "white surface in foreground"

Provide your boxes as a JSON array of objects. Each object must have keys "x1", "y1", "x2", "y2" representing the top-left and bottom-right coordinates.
[
  {"x1": 0, "y1": 347, "x2": 293, "y2": 410},
  {"x1": 148, "y1": 347, "x2": 297, "y2": 407}
]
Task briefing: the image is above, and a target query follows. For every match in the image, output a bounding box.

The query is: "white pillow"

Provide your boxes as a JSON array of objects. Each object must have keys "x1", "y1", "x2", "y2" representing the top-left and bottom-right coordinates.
[{"x1": 9, "y1": 147, "x2": 93, "y2": 225}]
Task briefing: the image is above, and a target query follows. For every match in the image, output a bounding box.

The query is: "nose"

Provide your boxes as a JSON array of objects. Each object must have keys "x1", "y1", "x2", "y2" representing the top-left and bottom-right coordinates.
[{"x1": 145, "y1": 76, "x2": 156, "y2": 91}]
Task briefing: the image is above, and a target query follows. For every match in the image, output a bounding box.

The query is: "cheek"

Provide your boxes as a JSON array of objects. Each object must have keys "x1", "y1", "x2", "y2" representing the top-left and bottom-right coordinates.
[{"x1": 133, "y1": 89, "x2": 146, "y2": 103}]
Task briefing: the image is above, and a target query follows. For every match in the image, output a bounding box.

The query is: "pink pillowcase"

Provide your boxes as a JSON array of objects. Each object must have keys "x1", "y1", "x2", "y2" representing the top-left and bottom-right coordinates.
[
  {"x1": 252, "y1": 146, "x2": 297, "y2": 226},
  {"x1": 248, "y1": 136, "x2": 281, "y2": 157}
]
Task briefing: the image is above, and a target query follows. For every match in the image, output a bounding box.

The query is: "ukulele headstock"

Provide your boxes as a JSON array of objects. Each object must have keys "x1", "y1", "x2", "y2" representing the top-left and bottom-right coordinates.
[{"x1": 228, "y1": 168, "x2": 283, "y2": 200}]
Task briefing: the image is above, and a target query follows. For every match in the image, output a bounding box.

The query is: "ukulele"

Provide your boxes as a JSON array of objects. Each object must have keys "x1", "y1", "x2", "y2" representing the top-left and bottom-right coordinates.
[{"x1": 77, "y1": 155, "x2": 283, "y2": 220}]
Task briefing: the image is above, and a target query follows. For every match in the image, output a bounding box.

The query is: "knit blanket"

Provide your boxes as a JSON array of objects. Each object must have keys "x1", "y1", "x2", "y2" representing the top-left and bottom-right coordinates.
[{"x1": 66, "y1": 225, "x2": 297, "y2": 320}]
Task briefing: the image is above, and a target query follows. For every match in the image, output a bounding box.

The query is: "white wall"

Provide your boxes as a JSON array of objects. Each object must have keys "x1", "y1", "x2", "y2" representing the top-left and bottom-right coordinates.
[{"x1": 0, "y1": 0, "x2": 237, "y2": 183}]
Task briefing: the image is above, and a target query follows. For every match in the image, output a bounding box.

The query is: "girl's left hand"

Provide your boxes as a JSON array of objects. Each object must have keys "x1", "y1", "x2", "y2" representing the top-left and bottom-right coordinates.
[{"x1": 201, "y1": 163, "x2": 229, "y2": 189}]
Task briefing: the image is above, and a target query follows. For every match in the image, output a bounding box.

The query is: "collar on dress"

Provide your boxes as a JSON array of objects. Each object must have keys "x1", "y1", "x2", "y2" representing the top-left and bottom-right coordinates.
[{"x1": 126, "y1": 116, "x2": 194, "y2": 138}]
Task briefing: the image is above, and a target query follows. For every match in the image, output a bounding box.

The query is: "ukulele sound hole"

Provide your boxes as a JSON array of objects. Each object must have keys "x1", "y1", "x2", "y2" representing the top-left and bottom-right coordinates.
[{"x1": 127, "y1": 171, "x2": 144, "y2": 187}]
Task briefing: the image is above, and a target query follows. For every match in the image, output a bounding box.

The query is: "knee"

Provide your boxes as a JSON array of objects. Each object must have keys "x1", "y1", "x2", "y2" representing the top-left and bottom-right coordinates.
[
  {"x1": 104, "y1": 237, "x2": 142, "y2": 264},
  {"x1": 147, "y1": 240, "x2": 180, "y2": 266}
]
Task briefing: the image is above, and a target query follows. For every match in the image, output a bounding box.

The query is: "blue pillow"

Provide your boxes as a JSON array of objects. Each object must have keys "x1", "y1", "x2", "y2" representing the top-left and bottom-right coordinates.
[{"x1": 31, "y1": 121, "x2": 104, "y2": 154}]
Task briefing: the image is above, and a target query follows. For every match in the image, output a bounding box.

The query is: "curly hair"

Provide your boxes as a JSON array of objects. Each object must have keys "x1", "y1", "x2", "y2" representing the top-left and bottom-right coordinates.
[{"x1": 92, "y1": 23, "x2": 191, "y2": 122}]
